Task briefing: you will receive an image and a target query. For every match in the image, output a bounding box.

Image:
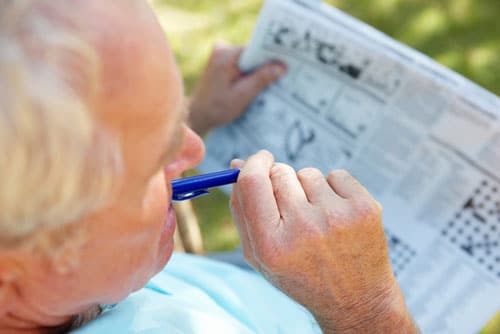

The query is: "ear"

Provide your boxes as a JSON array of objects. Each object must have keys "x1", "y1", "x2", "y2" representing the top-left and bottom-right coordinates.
[
  {"x1": 0, "y1": 258, "x2": 20, "y2": 317},
  {"x1": 0, "y1": 281, "x2": 15, "y2": 318},
  {"x1": 51, "y1": 241, "x2": 83, "y2": 275},
  {"x1": 27, "y1": 222, "x2": 88, "y2": 276},
  {"x1": 48, "y1": 228, "x2": 87, "y2": 275}
]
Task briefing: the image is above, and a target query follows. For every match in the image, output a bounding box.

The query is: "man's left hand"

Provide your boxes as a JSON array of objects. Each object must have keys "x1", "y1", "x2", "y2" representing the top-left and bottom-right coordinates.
[{"x1": 189, "y1": 43, "x2": 286, "y2": 135}]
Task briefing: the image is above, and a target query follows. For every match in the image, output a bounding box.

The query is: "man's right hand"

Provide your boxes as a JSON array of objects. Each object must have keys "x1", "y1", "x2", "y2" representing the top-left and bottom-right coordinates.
[{"x1": 230, "y1": 151, "x2": 418, "y2": 333}]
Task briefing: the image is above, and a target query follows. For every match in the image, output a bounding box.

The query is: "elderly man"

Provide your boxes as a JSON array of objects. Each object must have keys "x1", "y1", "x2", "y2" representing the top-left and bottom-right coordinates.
[{"x1": 0, "y1": 1, "x2": 418, "y2": 333}]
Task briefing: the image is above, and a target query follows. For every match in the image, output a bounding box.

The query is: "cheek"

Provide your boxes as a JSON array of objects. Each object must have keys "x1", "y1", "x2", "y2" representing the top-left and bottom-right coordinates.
[
  {"x1": 63, "y1": 172, "x2": 172, "y2": 305},
  {"x1": 112, "y1": 172, "x2": 170, "y2": 296},
  {"x1": 143, "y1": 171, "x2": 170, "y2": 224}
]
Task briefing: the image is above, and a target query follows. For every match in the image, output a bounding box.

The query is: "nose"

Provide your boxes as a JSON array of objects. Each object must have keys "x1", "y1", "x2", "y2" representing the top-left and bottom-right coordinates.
[{"x1": 163, "y1": 125, "x2": 205, "y2": 181}]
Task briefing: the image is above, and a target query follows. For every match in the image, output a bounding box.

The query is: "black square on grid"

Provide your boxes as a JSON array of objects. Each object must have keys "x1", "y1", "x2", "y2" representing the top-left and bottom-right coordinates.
[
  {"x1": 442, "y1": 180, "x2": 500, "y2": 277},
  {"x1": 386, "y1": 229, "x2": 416, "y2": 277}
]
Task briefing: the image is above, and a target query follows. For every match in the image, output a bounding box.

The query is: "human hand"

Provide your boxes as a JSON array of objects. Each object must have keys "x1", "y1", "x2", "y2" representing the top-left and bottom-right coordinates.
[
  {"x1": 188, "y1": 43, "x2": 286, "y2": 136},
  {"x1": 230, "y1": 151, "x2": 417, "y2": 333}
]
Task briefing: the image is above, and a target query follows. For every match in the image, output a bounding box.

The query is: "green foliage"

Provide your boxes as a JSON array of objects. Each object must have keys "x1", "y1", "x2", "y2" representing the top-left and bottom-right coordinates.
[
  {"x1": 192, "y1": 188, "x2": 240, "y2": 252},
  {"x1": 153, "y1": 0, "x2": 263, "y2": 91},
  {"x1": 152, "y1": 1, "x2": 500, "y2": 331},
  {"x1": 154, "y1": 0, "x2": 500, "y2": 95},
  {"x1": 327, "y1": 0, "x2": 500, "y2": 95}
]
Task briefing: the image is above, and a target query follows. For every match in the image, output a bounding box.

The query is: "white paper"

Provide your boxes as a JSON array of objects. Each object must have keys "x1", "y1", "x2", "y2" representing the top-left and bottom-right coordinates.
[{"x1": 200, "y1": 0, "x2": 500, "y2": 332}]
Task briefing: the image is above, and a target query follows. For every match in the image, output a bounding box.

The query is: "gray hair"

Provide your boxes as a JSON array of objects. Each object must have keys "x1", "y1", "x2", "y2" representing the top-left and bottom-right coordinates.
[{"x1": 0, "y1": 0, "x2": 122, "y2": 247}]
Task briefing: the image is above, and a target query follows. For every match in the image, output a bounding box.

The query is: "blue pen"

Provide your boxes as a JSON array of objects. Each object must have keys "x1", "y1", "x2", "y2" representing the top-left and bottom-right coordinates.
[{"x1": 171, "y1": 169, "x2": 240, "y2": 201}]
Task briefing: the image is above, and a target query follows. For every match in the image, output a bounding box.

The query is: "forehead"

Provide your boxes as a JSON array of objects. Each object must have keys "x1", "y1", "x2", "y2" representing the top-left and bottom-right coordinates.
[
  {"x1": 86, "y1": 0, "x2": 184, "y2": 135},
  {"x1": 80, "y1": 0, "x2": 184, "y2": 182}
]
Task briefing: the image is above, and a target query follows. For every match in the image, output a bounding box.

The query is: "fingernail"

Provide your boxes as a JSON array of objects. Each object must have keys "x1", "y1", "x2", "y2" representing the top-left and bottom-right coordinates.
[
  {"x1": 258, "y1": 149, "x2": 272, "y2": 156},
  {"x1": 257, "y1": 150, "x2": 275, "y2": 161},
  {"x1": 231, "y1": 159, "x2": 245, "y2": 169},
  {"x1": 272, "y1": 64, "x2": 287, "y2": 77}
]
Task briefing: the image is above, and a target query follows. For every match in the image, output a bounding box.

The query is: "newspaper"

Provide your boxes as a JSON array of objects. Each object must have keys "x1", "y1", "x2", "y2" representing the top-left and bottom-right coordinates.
[{"x1": 199, "y1": 0, "x2": 500, "y2": 332}]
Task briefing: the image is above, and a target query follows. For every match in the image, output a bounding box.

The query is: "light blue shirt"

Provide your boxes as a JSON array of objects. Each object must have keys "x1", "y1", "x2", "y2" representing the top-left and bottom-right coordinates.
[{"x1": 74, "y1": 253, "x2": 321, "y2": 333}]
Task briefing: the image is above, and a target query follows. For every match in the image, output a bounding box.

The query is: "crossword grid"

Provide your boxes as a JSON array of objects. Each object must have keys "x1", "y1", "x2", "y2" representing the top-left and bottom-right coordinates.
[
  {"x1": 442, "y1": 180, "x2": 500, "y2": 277},
  {"x1": 386, "y1": 229, "x2": 417, "y2": 277}
]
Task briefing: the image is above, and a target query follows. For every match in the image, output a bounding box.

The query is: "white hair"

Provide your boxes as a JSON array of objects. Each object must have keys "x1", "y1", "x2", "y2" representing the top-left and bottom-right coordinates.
[{"x1": 0, "y1": 0, "x2": 122, "y2": 248}]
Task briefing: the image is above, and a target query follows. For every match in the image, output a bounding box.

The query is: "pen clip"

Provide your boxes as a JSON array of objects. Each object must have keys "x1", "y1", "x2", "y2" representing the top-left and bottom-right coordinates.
[{"x1": 172, "y1": 189, "x2": 210, "y2": 202}]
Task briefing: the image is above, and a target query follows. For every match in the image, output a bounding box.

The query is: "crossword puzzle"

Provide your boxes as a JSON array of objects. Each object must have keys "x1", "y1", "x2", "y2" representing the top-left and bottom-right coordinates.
[
  {"x1": 386, "y1": 229, "x2": 417, "y2": 277},
  {"x1": 442, "y1": 179, "x2": 500, "y2": 277}
]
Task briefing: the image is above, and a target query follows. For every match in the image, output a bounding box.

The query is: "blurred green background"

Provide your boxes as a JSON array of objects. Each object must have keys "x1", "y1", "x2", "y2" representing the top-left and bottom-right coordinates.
[{"x1": 151, "y1": 0, "x2": 500, "y2": 332}]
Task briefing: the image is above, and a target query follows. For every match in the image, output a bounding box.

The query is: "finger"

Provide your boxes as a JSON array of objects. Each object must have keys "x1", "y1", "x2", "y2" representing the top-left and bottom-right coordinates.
[
  {"x1": 326, "y1": 170, "x2": 371, "y2": 200},
  {"x1": 229, "y1": 191, "x2": 258, "y2": 269},
  {"x1": 229, "y1": 157, "x2": 258, "y2": 268},
  {"x1": 232, "y1": 62, "x2": 287, "y2": 108},
  {"x1": 226, "y1": 46, "x2": 244, "y2": 63},
  {"x1": 211, "y1": 43, "x2": 244, "y2": 68},
  {"x1": 270, "y1": 163, "x2": 308, "y2": 220},
  {"x1": 230, "y1": 159, "x2": 245, "y2": 169},
  {"x1": 297, "y1": 168, "x2": 342, "y2": 204},
  {"x1": 234, "y1": 150, "x2": 280, "y2": 237}
]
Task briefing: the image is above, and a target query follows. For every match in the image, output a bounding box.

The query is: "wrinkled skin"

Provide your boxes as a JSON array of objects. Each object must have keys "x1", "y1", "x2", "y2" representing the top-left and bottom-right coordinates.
[{"x1": 230, "y1": 152, "x2": 418, "y2": 333}]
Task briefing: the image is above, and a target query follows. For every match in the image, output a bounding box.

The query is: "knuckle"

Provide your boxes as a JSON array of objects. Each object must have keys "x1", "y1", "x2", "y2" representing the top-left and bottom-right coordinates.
[
  {"x1": 352, "y1": 198, "x2": 382, "y2": 223},
  {"x1": 270, "y1": 163, "x2": 294, "y2": 179},
  {"x1": 304, "y1": 223, "x2": 325, "y2": 243},
  {"x1": 298, "y1": 167, "x2": 323, "y2": 180},
  {"x1": 272, "y1": 162, "x2": 292, "y2": 172},
  {"x1": 238, "y1": 173, "x2": 261, "y2": 190},
  {"x1": 322, "y1": 208, "x2": 349, "y2": 233},
  {"x1": 255, "y1": 72, "x2": 271, "y2": 87},
  {"x1": 329, "y1": 169, "x2": 351, "y2": 180},
  {"x1": 321, "y1": 206, "x2": 340, "y2": 223}
]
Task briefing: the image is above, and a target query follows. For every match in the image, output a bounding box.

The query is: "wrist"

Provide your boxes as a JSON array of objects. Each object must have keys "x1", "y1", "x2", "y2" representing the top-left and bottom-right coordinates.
[{"x1": 315, "y1": 280, "x2": 418, "y2": 334}]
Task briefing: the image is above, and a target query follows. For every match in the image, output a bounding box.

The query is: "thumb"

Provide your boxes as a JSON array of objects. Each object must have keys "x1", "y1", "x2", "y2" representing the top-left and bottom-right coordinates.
[
  {"x1": 233, "y1": 62, "x2": 287, "y2": 107},
  {"x1": 230, "y1": 158, "x2": 245, "y2": 169}
]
